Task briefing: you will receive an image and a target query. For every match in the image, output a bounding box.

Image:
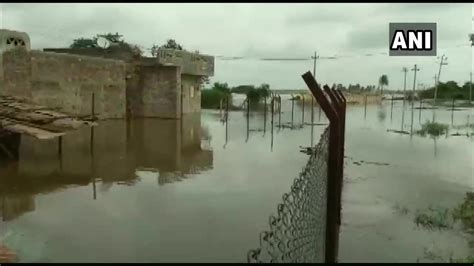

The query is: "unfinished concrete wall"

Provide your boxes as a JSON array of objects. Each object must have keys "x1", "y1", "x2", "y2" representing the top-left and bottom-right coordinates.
[
  {"x1": 43, "y1": 46, "x2": 136, "y2": 62},
  {"x1": 1, "y1": 50, "x2": 126, "y2": 119},
  {"x1": 30, "y1": 51, "x2": 126, "y2": 119},
  {"x1": 1, "y1": 48, "x2": 32, "y2": 98},
  {"x1": 181, "y1": 74, "x2": 202, "y2": 115},
  {"x1": 136, "y1": 65, "x2": 181, "y2": 118},
  {"x1": 155, "y1": 48, "x2": 214, "y2": 76},
  {"x1": 181, "y1": 113, "x2": 202, "y2": 151}
]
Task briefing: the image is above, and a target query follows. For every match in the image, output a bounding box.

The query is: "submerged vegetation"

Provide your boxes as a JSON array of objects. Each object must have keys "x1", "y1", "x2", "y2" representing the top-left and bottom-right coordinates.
[
  {"x1": 452, "y1": 192, "x2": 474, "y2": 233},
  {"x1": 413, "y1": 193, "x2": 473, "y2": 232},
  {"x1": 413, "y1": 192, "x2": 474, "y2": 263},
  {"x1": 414, "y1": 206, "x2": 453, "y2": 230},
  {"x1": 416, "y1": 121, "x2": 449, "y2": 137}
]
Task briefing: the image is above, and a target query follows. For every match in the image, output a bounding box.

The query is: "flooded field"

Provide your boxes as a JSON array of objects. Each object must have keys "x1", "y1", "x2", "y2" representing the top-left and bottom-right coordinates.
[{"x1": 0, "y1": 98, "x2": 472, "y2": 262}]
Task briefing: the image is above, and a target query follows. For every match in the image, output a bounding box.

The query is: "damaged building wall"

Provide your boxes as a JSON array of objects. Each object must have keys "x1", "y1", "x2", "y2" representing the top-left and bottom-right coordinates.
[{"x1": 1, "y1": 49, "x2": 126, "y2": 119}]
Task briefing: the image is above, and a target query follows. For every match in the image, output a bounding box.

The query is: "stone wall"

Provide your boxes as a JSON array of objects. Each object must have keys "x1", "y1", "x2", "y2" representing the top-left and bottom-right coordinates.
[{"x1": 1, "y1": 49, "x2": 126, "y2": 119}]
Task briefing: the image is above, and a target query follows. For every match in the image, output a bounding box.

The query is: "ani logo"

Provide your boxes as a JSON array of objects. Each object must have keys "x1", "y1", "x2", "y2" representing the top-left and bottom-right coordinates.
[{"x1": 389, "y1": 23, "x2": 437, "y2": 56}]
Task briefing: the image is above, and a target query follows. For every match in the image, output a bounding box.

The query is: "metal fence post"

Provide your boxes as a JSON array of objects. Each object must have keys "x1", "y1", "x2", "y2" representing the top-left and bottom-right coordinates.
[
  {"x1": 302, "y1": 71, "x2": 342, "y2": 263},
  {"x1": 323, "y1": 86, "x2": 345, "y2": 227}
]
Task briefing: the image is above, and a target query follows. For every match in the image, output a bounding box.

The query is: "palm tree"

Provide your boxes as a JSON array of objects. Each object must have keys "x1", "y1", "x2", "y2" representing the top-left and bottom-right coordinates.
[{"x1": 378, "y1": 75, "x2": 389, "y2": 95}]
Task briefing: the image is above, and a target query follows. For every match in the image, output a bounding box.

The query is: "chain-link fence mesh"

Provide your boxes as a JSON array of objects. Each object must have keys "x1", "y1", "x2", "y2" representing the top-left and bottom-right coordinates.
[{"x1": 247, "y1": 127, "x2": 329, "y2": 263}]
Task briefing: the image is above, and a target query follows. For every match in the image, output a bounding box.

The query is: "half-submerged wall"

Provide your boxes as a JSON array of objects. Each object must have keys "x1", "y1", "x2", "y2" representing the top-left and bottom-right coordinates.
[{"x1": 1, "y1": 49, "x2": 126, "y2": 119}]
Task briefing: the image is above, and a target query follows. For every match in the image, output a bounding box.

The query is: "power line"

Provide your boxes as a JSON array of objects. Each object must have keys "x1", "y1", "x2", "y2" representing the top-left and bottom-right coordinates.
[{"x1": 213, "y1": 43, "x2": 470, "y2": 62}]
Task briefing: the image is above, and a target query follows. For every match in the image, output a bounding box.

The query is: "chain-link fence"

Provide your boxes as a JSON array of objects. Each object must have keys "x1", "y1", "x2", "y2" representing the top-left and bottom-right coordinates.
[
  {"x1": 247, "y1": 127, "x2": 329, "y2": 263},
  {"x1": 247, "y1": 72, "x2": 346, "y2": 263}
]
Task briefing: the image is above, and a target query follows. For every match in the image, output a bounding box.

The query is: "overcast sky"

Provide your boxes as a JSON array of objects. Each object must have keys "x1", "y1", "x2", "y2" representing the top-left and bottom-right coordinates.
[{"x1": 0, "y1": 3, "x2": 472, "y2": 91}]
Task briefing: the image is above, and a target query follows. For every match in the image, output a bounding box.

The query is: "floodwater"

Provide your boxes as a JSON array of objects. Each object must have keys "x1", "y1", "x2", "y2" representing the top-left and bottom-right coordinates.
[{"x1": 0, "y1": 97, "x2": 472, "y2": 262}]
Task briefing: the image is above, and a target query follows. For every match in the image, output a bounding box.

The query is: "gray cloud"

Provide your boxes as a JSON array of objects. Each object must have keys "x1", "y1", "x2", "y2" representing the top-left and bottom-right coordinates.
[{"x1": 0, "y1": 3, "x2": 471, "y2": 90}]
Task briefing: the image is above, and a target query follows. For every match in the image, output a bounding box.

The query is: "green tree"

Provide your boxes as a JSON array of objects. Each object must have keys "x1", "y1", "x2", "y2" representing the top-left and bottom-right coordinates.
[
  {"x1": 70, "y1": 37, "x2": 97, "y2": 48},
  {"x1": 231, "y1": 85, "x2": 255, "y2": 94},
  {"x1": 98, "y1": 32, "x2": 123, "y2": 43},
  {"x1": 212, "y1": 82, "x2": 230, "y2": 94},
  {"x1": 201, "y1": 82, "x2": 231, "y2": 109},
  {"x1": 69, "y1": 32, "x2": 142, "y2": 57},
  {"x1": 162, "y1": 39, "x2": 183, "y2": 50},
  {"x1": 379, "y1": 75, "x2": 389, "y2": 94},
  {"x1": 256, "y1": 83, "x2": 270, "y2": 98}
]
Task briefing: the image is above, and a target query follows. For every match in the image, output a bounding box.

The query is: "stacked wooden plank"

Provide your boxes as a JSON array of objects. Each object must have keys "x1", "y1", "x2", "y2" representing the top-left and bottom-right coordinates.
[{"x1": 0, "y1": 95, "x2": 97, "y2": 140}]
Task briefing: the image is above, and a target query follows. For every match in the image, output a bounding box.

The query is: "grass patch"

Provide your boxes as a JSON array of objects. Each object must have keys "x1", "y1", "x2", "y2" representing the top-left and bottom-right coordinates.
[
  {"x1": 452, "y1": 192, "x2": 474, "y2": 234},
  {"x1": 416, "y1": 121, "x2": 449, "y2": 138},
  {"x1": 414, "y1": 206, "x2": 453, "y2": 230}
]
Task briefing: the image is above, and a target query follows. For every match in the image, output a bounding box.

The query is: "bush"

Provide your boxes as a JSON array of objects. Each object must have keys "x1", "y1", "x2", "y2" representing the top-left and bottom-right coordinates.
[
  {"x1": 419, "y1": 81, "x2": 472, "y2": 100},
  {"x1": 201, "y1": 89, "x2": 229, "y2": 109},
  {"x1": 417, "y1": 121, "x2": 449, "y2": 137}
]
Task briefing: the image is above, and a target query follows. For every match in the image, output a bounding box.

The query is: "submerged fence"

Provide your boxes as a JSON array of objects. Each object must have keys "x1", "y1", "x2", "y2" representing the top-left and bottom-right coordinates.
[{"x1": 247, "y1": 72, "x2": 346, "y2": 263}]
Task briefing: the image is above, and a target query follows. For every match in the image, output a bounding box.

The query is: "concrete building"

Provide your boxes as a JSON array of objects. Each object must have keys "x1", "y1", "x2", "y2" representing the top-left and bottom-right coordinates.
[
  {"x1": 0, "y1": 29, "x2": 214, "y2": 120},
  {"x1": 44, "y1": 44, "x2": 214, "y2": 119}
]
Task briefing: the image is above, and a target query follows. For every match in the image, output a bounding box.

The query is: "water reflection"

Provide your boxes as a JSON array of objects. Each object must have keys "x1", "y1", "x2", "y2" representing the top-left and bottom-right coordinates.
[
  {"x1": 377, "y1": 104, "x2": 387, "y2": 123},
  {"x1": 0, "y1": 114, "x2": 213, "y2": 221}
]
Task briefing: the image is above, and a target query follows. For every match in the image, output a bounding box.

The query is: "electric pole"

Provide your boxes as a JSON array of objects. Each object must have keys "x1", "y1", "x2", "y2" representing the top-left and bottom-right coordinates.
[
  {"x1": 434, "y1": 54, "x2": 448, "y2": 106},
  {"x1": 402, "y1": 67, "x2": 408, "y2": 106},
  {"x1": 411, "y1": 64, "x2": 420, "y2": 95},
  {"x1": 410, "y1": 64, "x2": 420, "y2": 135},
  {"x1": 312, "y1": 51, "x2": 321, "y2": 120},
  {"x1": 401, "y1": 67, "x2": 408, "y2": 131},
  {"x1": 312, "y1": 51, "x2": 318, "y2": 77}
]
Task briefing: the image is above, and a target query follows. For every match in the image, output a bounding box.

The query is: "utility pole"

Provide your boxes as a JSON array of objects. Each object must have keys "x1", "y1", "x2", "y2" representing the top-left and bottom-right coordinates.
[
  {"x1": 400, "y1": 67, "x2": 408, "y2": 131},
  {"x1": 411, "y1": 64, "x2": 420, "y2": 96},
  {"x1": 312, "y1": 51, "x2": 322, "y2": 121},
  {"x1": 312, "y1": 51, "x2": 320, "y2": 118},
  {"x1": 410, "y1": 64, "x2": 420, "y2": 135},
  {"x1": 402, "y1": 67, "x2": 408, "y2": 107},
  {"x1": 312, "y1": 51, "x2": 318, "y2": 77},
  {"x1": 434, "y1": 54, "x2": 448, "y2": 106}
]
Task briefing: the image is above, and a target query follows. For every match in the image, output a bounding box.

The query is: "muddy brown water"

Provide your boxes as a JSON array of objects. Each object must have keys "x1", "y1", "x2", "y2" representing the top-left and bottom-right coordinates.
[{"x1": 0, "y1": 99, "x2": 472, "y2": 262}]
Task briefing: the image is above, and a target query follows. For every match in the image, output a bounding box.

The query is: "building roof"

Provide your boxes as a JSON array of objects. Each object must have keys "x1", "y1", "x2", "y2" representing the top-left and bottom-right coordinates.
[{"x1": 0, "y1": 95, "x2": 96, "y2": 140}]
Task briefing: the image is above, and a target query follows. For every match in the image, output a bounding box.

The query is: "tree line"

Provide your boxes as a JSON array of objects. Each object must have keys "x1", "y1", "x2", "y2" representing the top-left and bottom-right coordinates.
[{"x1": 201, "y1": 82, "x2": 271, "y2": 109}]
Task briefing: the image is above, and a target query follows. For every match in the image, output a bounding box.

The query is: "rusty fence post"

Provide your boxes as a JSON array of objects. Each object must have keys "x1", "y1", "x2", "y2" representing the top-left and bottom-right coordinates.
[
  {"x1": 302, "y1": 71, "x2": 343, "y2": 263},
  {"x1": 333, "y1": 88, "x2": 347, "y2": 226},
  {"x1": 323, "y1": 86, "x2": 345, "y2": 228}
]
